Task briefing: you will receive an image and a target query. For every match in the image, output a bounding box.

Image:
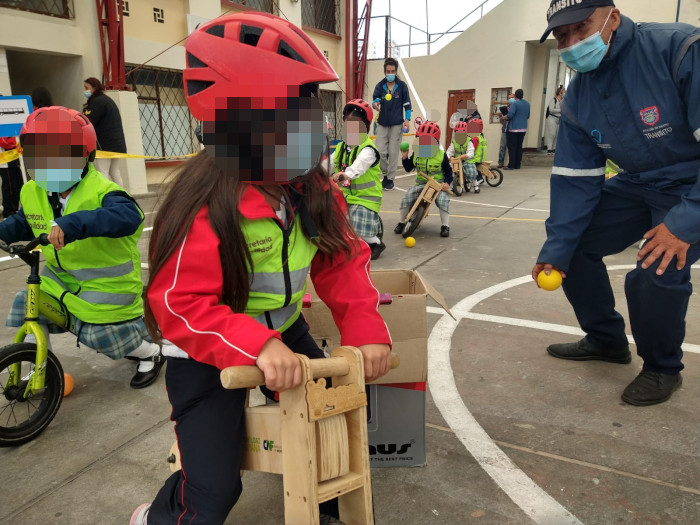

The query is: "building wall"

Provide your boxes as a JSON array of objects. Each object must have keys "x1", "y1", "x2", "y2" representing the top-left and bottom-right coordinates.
[{"x1": 366, "y1": 0, "x2": 698, "y2": 161}]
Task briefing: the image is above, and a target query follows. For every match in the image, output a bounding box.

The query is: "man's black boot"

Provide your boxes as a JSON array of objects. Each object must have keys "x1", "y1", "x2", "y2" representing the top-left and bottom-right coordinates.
[
  {"x1": 547, "y1": 337, "x2": 631, "y2": 364},
  {"x1": 621, "y1": 371, "x2": 682, "y2": 406}
]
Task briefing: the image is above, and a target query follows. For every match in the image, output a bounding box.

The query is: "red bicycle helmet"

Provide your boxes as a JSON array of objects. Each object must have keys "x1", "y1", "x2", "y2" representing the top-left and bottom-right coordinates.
[
  {"x1": 454, "y1": 120, "x2": 468, "y2": 133},
  {"x1": 467, "y1": 118, "x2": 484, "y2": 134},
  {"x1": 184, "y1": 12, "x2": 339, "y2": 121},
  {"x1": 20, "y1": 106, "x2": 97, "y2": 156},
  {"x1": 416, "y1": 121, "x2": 441, "y2": 142},
  {"x1": 343, "y1": 99, "x2": 373, "y2": 124}
]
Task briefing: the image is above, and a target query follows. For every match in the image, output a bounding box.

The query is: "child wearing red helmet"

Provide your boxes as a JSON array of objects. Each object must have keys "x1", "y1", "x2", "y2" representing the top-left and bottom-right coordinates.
[
  {"x1": 330, "y1": 99, "x2": 385, "y2": 260},
  {"x1": 396, "y1": 121, "x2": 453, "y2": 237},
  {"x1": 0, "y1": 106, "x2": 168, "y2": 389},
  {"x1": 447, "y1": 118, "x2": 487, "y2": 193},
  {"x1": 133, "y1": 13, "x2": 391, "y2": 525}
]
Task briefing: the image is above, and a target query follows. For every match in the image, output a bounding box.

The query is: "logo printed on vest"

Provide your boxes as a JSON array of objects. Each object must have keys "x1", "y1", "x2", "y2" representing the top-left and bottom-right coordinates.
[
  {"x1": 248, "y1": 236, "x2": 273, "y2": 254},
  {"x1": 25, "y1": 213, "x2": 48, "y2": 231}
]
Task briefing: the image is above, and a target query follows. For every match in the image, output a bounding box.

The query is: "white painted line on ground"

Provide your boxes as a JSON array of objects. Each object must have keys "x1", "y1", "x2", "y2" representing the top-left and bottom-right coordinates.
[
  {"x1": 427, "y1": 263, "x2": 700, "y2": 524},
  {"x1": 428, "y1": 274, "x2": 584, "y2": 525}
]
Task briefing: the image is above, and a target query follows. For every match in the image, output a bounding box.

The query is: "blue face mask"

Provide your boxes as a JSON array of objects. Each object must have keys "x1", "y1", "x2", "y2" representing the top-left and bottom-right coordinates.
[
  {"x1": 83, "y1": 90, "x2": 92, "y2": 98},
  {"x1": 385, "y1": 74, "x2": 396, "y2": 83},
  {"x1": 559, "y1": 10, "x2": 613, "y2": 73},
  {"x1": 508, "y1": 98, "x2": 516, "y2": 104},
  {"x1": 34, "y1": 168, "x2": 83, "y2": 193}
]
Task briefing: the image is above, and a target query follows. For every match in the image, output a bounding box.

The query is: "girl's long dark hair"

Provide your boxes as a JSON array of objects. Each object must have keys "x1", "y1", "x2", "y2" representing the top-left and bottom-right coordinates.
[{"x1": 144, "y1": 150, "x2": 357, "y2": 343}]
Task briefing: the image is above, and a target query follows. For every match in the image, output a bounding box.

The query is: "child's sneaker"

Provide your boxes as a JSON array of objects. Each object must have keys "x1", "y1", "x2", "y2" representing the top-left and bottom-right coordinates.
[
  {"x1": 370, "y1": 242, "x2": 386, "y2": 260},
  {"x1": 394, "y1": 222, "x2": 405, "y2": 234},
  {"x1": 440, "y1": 225, "x2": 450, "y2": 237},
  {"x1": 130, "y1": 503, "x2": 151, "y2": 525},
  {"x1": 474, "y1": 184, "x2": 480, "y2": 194}
]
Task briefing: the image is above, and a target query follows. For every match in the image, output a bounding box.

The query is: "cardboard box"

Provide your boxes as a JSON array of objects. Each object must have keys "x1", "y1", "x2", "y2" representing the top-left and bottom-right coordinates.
[
  {"x1": 367, "y1": 383, "x2": 426, "y2": 468},
  {"x1": 303, "y1": 269, "x2": 452, "y2": 385}
]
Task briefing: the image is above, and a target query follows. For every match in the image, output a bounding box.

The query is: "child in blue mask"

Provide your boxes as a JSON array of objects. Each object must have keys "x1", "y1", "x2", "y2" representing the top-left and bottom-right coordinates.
[
  {"x1": 0, "y1": 106, "x2": 173, "y2": 389},
  {"x1": 395, "y1": 121, "x2": 453, "y2": 237}
]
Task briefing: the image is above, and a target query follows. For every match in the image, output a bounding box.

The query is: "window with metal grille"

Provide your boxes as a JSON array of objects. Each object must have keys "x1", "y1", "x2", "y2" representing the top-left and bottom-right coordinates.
[
  {"x1": 302, "y1": 0, "x2": 339, "y2": 35},
  {"x1": 319, "y1": 89, "x2": 343, "y2": 141},
  {"x1": 222, "y1": 0, "x2": 273, "y2": 13},
  {"x1": 126, "y1": 65, "x2": 199, "y2": 159},
  {"x1": 123, "y1": 1, "x2": 129, "y2": 16},
  {"x1": 0, "y1": 0, "x2": 74, "y2": 19}
]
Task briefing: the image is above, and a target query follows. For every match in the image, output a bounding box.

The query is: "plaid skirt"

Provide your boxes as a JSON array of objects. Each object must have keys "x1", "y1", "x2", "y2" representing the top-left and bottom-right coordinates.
[
  {"x1": 400, "y1": 183, "x2": 450, "y2": 213},
  {"x1": 348, "y1": 204, "x2": 382, "y2": 238},
  {"x1": 6, "y1": 290, "x2": 150, "y2": 360},
  {"x1": 462, "y1": 162, "x2": 478, "y2": 182}
]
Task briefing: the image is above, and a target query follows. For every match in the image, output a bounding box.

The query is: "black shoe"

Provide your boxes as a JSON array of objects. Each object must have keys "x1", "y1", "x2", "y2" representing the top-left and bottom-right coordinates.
[
  {"x1": 394, "y1": 222, "x2": 405, "y2": 234},
  {"x1": 384, "y1": 178, "x2": 395, "y2": 190},
  {"x1": 440, "y1": 225, "x2": 450, "y2": 237},
  {"x1": 621, "y1": 371, "x2": 682, "y2": 406},
  {"x1": 547, "y1": 338, "x2": 631, "y2": 363},
  {"x1": 370, "y1": 241, "x2": 386, "y2": 260},
  {"x1": 130, "y1": 354, "x2": 165, "y2": 389}
]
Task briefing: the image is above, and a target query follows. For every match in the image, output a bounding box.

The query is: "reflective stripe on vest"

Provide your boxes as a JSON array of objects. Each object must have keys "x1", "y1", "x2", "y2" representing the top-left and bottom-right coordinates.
[
  {"x1": 415, "y1": 147, "x2": 446, "y2": 184},
  {"x1": 241, "y1": 212, "x2": 318, "y2": 333},
  {"x1": 335, "y1": 138, "x2": 383, "y2": 213},
  {"x1": 20, "y1": 165, "x2": 144, "y2": 323}
]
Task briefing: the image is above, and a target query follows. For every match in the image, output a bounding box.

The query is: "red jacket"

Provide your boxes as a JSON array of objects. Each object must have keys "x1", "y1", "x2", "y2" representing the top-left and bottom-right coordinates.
[{"x1": 147, "y1": 184, "x2": 391, "y2": 370}]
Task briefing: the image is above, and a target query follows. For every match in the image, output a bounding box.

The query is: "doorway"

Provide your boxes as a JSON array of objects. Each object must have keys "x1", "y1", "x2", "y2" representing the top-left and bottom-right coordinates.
[{"x1": 445, "y1": 89, "x2": 475, "y2": 147}]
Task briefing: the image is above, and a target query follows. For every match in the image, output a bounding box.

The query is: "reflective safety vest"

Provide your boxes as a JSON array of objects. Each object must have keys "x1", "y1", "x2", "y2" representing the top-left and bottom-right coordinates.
[
  {"x1": 451, "y1": 139, "x2": 470, "y2": 158},
  {"x1": 241, "y1": 212, "x2": 318, "y2": 332},
  {"x1": 20, "y1": 165, "x2": 144, "y2": 323},
  {"x1": 333, "y1": 138, "x2": 383, "y2": 213},
  {"x1": 467, "y1": 134, "x2": 488, "y2": 164},
  {"x1": 414, "y1": 147, "x2": 446, "y2": 184}
]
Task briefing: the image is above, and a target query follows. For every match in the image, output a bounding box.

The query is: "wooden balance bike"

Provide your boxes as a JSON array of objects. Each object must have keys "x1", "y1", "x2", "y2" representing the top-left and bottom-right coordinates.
[
  {"x1": 168, "y1": 347, "x2": 398, "y2": 524},
  {"x1": 401, "y1": 174, "x2": 444, "y2": 238}
]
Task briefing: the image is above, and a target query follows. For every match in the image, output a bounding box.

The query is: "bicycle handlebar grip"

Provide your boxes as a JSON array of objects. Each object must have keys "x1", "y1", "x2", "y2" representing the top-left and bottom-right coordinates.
[{"x1": 220, "y1": 353, "x2": 399, "y2": 390}]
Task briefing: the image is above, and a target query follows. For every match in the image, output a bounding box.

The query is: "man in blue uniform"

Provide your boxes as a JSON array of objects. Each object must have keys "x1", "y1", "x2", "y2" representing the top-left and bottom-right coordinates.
[{"x1": 534, "y1": 0, "x2": 700, "y2": 406}]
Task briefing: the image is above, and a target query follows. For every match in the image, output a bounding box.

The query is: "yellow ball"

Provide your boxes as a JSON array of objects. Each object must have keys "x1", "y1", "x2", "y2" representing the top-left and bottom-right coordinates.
[
  {"x1": 537, "y1": 269, "x2": 562, "y2": 291},
  {"x1": 63, "y1": 373, "x2": 74, "y2": 397},
  {"x1": 384, "y1": 93, "x2": 392, "y2": 101},
  {"x1": 405, "y1": 236, "x2": 416, "y2": 248}
]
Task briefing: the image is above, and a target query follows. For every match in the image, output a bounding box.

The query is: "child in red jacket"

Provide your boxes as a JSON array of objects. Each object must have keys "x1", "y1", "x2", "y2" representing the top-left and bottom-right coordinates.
[{"x1": 131, "y1": 12, "x2": 392, "y2": 525}]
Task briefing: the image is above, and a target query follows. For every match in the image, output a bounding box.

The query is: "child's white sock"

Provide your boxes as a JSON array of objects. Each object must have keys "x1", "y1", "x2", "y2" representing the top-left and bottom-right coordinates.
[
  {"x1": 127, "y1": 341, "x2": 160, "y2": 372},
  {"x1": 439, "y1": 209, "x2": 450, "y2": 227},
  {"x1": 400, "y1": 207, "x2": 409, "y2": 222},
  {"x1": 363, "y1": 236, "x2": 380, "y2": 245}
]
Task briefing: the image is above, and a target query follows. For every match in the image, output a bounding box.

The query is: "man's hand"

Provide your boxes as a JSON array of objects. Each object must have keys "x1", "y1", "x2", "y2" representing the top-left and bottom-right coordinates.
[
  {"x1": 401, "y1": 150, "x2": 409, "y2": 160},
  {"x1": 373, "y1": 102, "x2": 380, "y2": 111},
  {"x1": 357, "y1": 343, "x2": 391, "y2": 382},
  {"x1": 403, "y1": 119, "x2": 410, "y2": 129},
  {"x1": 637, "y1": 222, "x2": 690, "y2": 275},
  {"x1": 441, "y1": 182, "x2": 450, "y2": 192},
  {"x1": 332, "y1": 171, "x2": 345, "y2": 182},
  {"x1": 256, "y1": 338, "x2": 302, "y2": 392},
  {"x1": 48, "y1": 225, "x2": 66, "y2": 250},
  {"x1": 531, "y1": 263, "x2": 566, "y2": 286}
]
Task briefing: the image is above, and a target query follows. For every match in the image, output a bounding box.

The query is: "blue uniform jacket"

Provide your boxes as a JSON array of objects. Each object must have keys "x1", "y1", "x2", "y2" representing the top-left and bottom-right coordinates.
[
  {"x1": 538, "y1": 16, "x2": 700, "y2": 271},
  {"x1": 372, "y1": 78, "x2": 412, "y2": 127},
  {"x1": 505, "y1": 99, "x2": 530, "y2": 131}
]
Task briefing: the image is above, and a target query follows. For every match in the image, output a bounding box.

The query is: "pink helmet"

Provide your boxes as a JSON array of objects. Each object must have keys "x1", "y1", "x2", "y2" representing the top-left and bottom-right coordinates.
[{"x1": 20, "y1": 106, "x2": 97, "y2": 156}]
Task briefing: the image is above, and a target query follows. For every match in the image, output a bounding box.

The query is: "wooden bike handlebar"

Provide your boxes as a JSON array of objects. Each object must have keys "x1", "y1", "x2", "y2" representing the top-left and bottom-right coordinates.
[{"x1": 220, "y1": 352, "x2": 399, "y2": 390}]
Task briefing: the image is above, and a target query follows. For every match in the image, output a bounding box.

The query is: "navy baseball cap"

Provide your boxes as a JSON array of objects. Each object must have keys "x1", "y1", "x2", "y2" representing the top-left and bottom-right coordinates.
[{"x1": 540, "y1": 0, "x2": 615, "y2": 43}]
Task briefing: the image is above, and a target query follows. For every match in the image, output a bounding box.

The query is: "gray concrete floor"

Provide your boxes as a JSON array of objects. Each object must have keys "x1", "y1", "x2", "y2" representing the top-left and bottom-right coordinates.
[{"x1": 0, "y1": 167, "x2": 698, "y2": 524}]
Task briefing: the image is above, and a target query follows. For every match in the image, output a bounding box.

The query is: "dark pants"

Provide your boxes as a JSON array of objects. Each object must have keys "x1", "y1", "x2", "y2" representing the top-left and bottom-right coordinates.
[
  {"x1": 0, "y1": 160, "x2": 23, "y2": 218},
  {"x1": 148, "y1": 316, "x2": 338, "y2": 524},
  {"x1": 561, "y1": 176, "x2": 700, "y2": 375},
  {"x1": 506, "y1": 132, "x2": 526, "y2": 169},
  {"x1": 498, "y1": 132, "x2": 508, "y2": 165}
]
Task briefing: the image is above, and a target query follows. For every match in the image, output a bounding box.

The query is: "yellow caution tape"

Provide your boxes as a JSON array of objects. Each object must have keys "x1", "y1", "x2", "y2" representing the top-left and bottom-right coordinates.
[{"x1": 0, "y1": 149, "x2": 197, "y2": 164}]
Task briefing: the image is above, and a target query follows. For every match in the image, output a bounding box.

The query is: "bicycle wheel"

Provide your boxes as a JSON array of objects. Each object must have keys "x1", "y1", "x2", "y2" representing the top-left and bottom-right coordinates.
[
  {"x1": 452, "y1": 179, "x2": 463, "y2": 196},
  {"x1": 0, "y1": 343, "x2": 64, "y2": 447},
  {"x1": 403, "y1": 203, "x2": 427, "y2": 238},
  {"x1": 486, "y1": 167, "x2": 503, "y2": 187}
]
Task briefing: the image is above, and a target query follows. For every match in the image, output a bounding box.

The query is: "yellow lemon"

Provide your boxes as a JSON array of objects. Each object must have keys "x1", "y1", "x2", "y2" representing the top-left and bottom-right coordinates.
[
  {"x1": 405, "y1": 237, "x2": 416, "y2": 248},
  {"x1": 537, "y1": 269, "x2": 562, "y2": 291}
]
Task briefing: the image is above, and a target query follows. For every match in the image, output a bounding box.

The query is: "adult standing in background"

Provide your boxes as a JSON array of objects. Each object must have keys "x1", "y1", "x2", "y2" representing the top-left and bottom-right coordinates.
[
  {"x1": 497, "y1": 92, "x2": 515, "y2": 168},
  {"x1": 372, "y1": 58, "x2": 412, "y2": 191},
  {"x1": 545, "y1": 86, "x2": 565, "y2": 154},
  {"x1": 504, "y1": 89, "x2": 530, "y2": 170},
  {"x1": 83, "y1": 77, "x2": 126, "y2": 187}
]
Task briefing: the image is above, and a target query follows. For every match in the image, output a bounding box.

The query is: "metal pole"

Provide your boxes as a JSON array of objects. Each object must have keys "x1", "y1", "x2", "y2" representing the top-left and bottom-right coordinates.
[
  {"x1": 425, "y1": 1, "x2": 430, "y2": 55},
  {"x1": 676, "y1": 0, "x2": 681, "y2": 22},
  {"x1": 385, "y1": 15, "x2": 389, "y2": 58}
]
